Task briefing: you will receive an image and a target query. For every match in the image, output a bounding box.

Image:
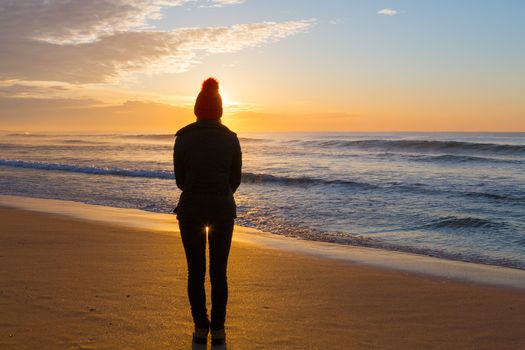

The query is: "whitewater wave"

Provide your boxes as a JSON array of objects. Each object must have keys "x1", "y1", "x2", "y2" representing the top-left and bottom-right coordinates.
[
  {"x1": 242, "y1": 172, "x2": 376, "y2": 188},
  {"x1": 2, "y1": 159, "x2": 523, "y2": 201},
  {"x1": 0, "y1": 159, "x2": 174, "y2": 179},
  {"x1": 293, "y1": 139, "x2": 525, "y2": 156},
  {"x1": 0, "y1": 159, "x2": 377, "y2": 189}
]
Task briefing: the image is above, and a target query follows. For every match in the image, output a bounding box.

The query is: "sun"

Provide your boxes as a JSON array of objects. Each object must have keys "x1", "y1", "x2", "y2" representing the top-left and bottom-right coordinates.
[
  {"x1": 219, "y1": 89, "x2": 240, "y2": 109},
  {"x1": 219, "y1": 89, "x2": 232, "y2": 106}
]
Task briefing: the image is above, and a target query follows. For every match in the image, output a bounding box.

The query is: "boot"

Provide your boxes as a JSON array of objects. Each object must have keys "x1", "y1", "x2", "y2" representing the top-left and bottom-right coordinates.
[
  {"x1": 211, "y1": 328, "x2": 226, "y2": 346},
  {"x1": 192, "y1": 326, "x2": 209, "y2": 345}
]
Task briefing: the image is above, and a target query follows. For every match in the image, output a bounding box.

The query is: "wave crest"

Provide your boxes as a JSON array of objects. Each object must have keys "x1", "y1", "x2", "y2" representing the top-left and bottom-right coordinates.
[
  {"x1": 295, "y1": 139, "x2": 525, "y2": 156},
  {"x1": 1, "y1": 159, "x2": 521, "y2": 201},
  {"x1": 242, "y1": 172, "x2": 376, "y2": 188},
  {"x1": 0, "y1": 159, "x2": 174, "y2": 179},
  {"x1": 422, "y1": 216, "x2": 506, "y2": 230},
  {"x1": 0, "y1": 159, "x2": 376, "y2": 189}
]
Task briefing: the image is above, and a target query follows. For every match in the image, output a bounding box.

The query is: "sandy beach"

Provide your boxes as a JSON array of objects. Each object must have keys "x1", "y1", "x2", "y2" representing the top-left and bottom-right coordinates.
[{"x1": 1, "y1": 203, "x2": 525, "y2": 349}]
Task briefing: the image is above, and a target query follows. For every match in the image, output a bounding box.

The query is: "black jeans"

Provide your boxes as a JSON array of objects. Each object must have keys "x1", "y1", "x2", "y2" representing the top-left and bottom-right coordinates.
[{"x1": 179, "y1": 218, "x2": 234, "y2": 330}]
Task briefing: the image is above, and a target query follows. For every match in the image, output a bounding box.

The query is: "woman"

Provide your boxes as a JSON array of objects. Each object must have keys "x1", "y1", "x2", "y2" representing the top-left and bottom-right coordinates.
[{"x1": 173, "y1": 78, "x2": 242, "y2": 346}]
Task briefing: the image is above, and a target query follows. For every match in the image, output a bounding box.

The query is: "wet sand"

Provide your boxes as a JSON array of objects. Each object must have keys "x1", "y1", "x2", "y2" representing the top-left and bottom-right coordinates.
[{"x1": 1, "y1": 206, "x2": 525, "y2": 349}]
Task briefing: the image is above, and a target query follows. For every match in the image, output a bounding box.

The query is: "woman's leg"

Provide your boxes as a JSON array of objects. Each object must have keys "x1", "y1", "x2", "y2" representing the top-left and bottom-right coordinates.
[
  {"x1": 179, "y1": 219, "x2": 210, "y2": 329},
  {"x1": 208, "y1": 219, "x2": 234, "y2": 330}
]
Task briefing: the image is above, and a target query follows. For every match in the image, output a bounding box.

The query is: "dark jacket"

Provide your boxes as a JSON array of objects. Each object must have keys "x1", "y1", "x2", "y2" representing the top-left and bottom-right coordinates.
[{"x1": 173, "y1": 120, "x2": 242, "y2": 221}]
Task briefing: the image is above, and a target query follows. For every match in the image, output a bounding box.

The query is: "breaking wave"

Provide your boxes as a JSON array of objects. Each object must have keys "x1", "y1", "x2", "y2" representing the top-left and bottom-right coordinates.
[
  {"x1": 2, "y1": 159, "x2": 522, "y2": 200},
  {"x1": 293, "y1": 139, "x2": 525, "y2": 156},
  {"x1": 0, "y1": 159, "x2": 174, "y2": 179},
  {"x1": 0, "y1": 159, "x2": 375, "y2": 188},
  {"x1": 421, "y1": 216, "x2": 508, "y2": 230}
]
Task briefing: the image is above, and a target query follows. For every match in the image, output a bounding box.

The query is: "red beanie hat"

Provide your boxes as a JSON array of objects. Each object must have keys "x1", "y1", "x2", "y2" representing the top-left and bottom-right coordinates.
[{"x1": 194, "y1": 78, "x2": 223, "y2": 120}]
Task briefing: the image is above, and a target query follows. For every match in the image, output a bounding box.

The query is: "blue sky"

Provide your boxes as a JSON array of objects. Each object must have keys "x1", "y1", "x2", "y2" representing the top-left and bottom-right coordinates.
[{"x1": 144, "y1": 1, "x2": 525, "y2": 123}]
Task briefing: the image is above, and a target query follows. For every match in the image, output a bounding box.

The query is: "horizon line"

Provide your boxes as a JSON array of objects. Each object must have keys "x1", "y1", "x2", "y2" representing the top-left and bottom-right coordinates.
[{"x1": 2, "y1": 129, "x2": 525, "y2": 134}]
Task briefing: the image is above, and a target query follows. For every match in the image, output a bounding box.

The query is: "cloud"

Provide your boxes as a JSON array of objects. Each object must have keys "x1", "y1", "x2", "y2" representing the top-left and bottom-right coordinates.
[
  {"x1": 0, "y1": 94, "x2": 358, "y2": 133},
  {"x1": 377, "y1": 8, "x2": 398, "y2": 16},
  {"x1": 0, "y1": 1, "x2": 192, "y2": 45},
  {"x1": 0, "y1": 1, "x2": 314, "y2": 84},
  {"x1": 205, "y1": 0, "x2": 246, "y2": 8},
  {"x1": 329, "y1": 19, "x2": 344, "y2": 25},
  {"x1": 0, "y1": 81, "x2": 71, "y2": 98},
  {"x1": 0, "y1": 96, "x2": 196, "y2": 131}
]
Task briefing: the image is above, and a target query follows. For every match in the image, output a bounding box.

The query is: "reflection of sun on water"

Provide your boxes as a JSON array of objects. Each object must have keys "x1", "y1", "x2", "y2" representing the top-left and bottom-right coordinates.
[{"x1": 205, "y1": 226, "x2": 209, "y2": 234}]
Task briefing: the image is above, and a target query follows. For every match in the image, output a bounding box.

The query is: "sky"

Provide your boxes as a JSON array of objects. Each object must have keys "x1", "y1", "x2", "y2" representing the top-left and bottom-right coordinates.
[{"x1": 0, "y1": 0, "x2": 524, "y2": 132}]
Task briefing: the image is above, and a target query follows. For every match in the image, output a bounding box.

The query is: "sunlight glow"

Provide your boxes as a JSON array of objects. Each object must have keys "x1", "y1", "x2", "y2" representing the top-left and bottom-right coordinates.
[{"x1": 220, "y1": 90, "x2": 234, "y2": 107}]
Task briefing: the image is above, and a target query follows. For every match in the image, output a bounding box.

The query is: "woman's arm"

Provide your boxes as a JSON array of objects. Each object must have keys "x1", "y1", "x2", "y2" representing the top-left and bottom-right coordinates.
[
  {"x1": 174, "y1": 137, "x2": 185, "y2": 190},
  {"x1": 230, "y1": 138, "x2": 242, "y2": 193}
]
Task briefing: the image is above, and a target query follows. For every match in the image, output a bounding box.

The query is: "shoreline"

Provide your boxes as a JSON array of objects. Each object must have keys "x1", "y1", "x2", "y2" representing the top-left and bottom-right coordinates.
[{"x1": 1, "y1": 194, "x2": 525, "y2": 290}]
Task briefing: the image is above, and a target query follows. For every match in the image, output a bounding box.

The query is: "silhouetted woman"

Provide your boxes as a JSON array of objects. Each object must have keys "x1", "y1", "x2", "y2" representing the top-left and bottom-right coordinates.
[{"x1": 173, "y1": 78, "x2": 242, "y2": 346}]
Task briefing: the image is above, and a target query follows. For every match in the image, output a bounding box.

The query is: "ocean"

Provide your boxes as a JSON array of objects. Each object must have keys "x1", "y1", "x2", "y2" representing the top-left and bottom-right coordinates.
[{"x1": 1, "y1": 131, "x2": 524, "y2": 269}]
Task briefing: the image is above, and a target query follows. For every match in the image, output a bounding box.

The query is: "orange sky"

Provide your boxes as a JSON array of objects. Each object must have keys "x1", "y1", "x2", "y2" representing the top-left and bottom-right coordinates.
[{"x1": 1, "y1": 1, "x2": 524, "y2": 132}]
